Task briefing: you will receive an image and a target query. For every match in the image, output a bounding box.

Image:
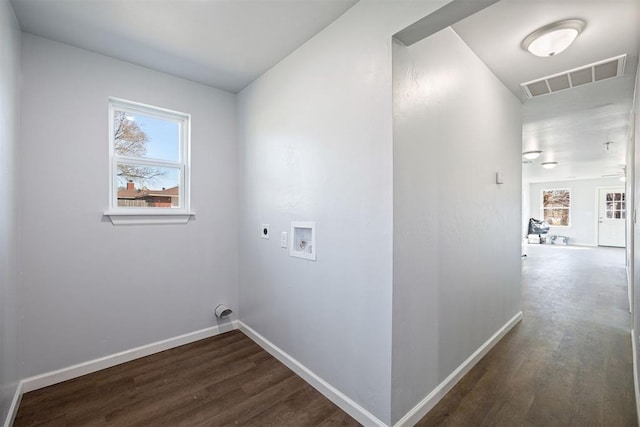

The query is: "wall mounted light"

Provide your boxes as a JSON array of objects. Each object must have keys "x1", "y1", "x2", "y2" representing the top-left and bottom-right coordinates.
[
  {"x1": 541, "y1": 161, "x2": 558, "y2": 169},
  {"x1": 522, "y1": 19, "x2": 585, "y2": 57},
  {"x1": 522, "y1": 150, "x2": 543, "y2": 160}
]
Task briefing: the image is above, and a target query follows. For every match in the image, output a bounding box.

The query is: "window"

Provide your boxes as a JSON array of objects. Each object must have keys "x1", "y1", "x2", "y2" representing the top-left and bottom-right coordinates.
[
  {"x1": 542, "y1": 189, "x2": 570, "y2": 226},
  {"x1": 107, "y1": 98, "x2": 191, "y2": 224},
  {"x1": 605, "y1": 192, "x2": 626, "y2": 219}
]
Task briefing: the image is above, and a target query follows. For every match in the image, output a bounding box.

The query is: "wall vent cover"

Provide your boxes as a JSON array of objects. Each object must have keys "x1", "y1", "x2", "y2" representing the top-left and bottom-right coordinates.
[{"x1": 521, "y1": 54, "x2": 626, "y2": 99}]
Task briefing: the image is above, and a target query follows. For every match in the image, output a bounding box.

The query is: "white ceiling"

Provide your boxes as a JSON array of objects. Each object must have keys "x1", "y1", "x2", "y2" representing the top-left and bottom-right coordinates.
[
  {"x1": 453, "y1": 0, "x2": 640, "y2": 183},
  {"x1": 10, "y1": 0, "x2": 640, "y2": 183},
  {"x1": 10, "y1": 0, "x2": 358, "y2": 93}
]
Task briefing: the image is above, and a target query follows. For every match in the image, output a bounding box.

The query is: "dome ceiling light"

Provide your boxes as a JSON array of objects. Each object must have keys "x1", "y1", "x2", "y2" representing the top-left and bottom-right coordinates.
[
  {"x1": 522, "y1": 150, "x2": 543, "y2": 160},
  {"x1": 522, "y1": 19, "x2": 586, "y2": 57}
]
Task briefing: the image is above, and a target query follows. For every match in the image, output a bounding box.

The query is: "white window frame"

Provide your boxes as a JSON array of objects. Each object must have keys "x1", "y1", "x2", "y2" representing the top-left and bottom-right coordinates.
[
  {"x1": 604, "y1": 190, "x2": 626, "y2": 219},
  {"x1": 541, "y1": 188, "x2": 571, "y2": 227},
  {"x1": 104, "y1": 97, "x2": 193, "y2": 225}
]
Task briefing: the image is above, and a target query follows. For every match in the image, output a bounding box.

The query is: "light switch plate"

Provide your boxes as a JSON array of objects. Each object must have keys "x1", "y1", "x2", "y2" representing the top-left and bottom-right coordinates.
[
  {"x1": 281, "y1": 232, "x2": 287, "y2": 248},
  {"x1": 261, "y1": 224, "x2": 270, "y2": 239}
]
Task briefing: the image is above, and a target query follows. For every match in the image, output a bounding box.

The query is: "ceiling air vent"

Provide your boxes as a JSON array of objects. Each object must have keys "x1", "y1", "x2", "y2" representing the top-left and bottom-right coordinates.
[{"x1": 521, "y1": 54, "x2": 626, "y2": 99}]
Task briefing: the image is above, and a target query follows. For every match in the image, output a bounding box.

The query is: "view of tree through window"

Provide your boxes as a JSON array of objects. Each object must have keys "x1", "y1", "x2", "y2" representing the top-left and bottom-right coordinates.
[
  {"x1": 542, "y1": 189, "x2": 570, "y2": 226},
  {"x1": 109, "y1": 98, "x2": 189, "y2": 210},
  {"x1": 114, "y1": 112, "x2": 168, "y2": 186}
]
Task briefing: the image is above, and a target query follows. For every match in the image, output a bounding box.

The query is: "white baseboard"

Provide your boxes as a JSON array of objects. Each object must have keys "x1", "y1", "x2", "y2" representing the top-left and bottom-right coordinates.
[
  {"x1": 632, "y1": 329, "x2": 640, "y2": 427},
  {"x1": 238, "y1": 321, "x2": 387, "y2": 427},
  {"x1": 393, "y1": 311, "x2": 524, "y2": 427},
  {"x1": 21, "y1": 320, "x2": 238, "y2": 393},
  {"x1": 9, "y1": 314, "x2": 524, "y2": 427},
  {"x1": 3, "y1": 381, "x2": 22, "y2": 427}
]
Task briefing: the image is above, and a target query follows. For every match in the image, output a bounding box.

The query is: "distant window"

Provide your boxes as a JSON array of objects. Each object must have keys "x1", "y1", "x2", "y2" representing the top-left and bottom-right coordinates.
[
  {"x1": 108, "y1": 98, "x2": 190, "y2": 212},
  {"x1": 605, "y1": 191, "x2": 626, "y2": 219},
  {"x1": 542, "y1": 189, "x2": 570, "y2": 226}
]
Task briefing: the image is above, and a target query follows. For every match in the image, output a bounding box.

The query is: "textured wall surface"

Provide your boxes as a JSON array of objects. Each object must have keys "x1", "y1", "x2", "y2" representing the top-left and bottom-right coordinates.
[
  {"x1": 392, "y1": 27, "x2": 522, "y2": 423},
  {"x1": 0, "y1": 0, "x2": 21, "y2": 422},
  {"x1": 237, "y1": 2, "x2": 450, "y2": 423},
  {"x1": 19, "y1": 34, "x2": 239, "y2": 379},
  {"x1": 632, "y1": 48, "x2": 640, "y2": 424}
]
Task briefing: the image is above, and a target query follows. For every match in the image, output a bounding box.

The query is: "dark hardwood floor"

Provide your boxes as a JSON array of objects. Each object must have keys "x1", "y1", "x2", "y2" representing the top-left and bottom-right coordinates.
[
  {"x1": 15, "y1": 245, "x2": 637, "y2": 426},
  {"x1": 14, "y1": 330, "x2": 358, "y2": 426},
  {"x1": 417, "y1": 245, "x2": 637, "y2": 426}
]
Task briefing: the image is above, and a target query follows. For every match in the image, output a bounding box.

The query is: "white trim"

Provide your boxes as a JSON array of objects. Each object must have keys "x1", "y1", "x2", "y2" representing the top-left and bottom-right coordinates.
[
  {"x1": 541, "y1": 188, "x2": 571, "y2": 227},
  {"x1": 3, "y1": 381, "x2": 23, "y2": 427},
  {"x1": 238, "y1": 321, "x2": 386, "y2": 427},
  {"x1": 594, "y1": 186, "x2": 626, "y2": 247},
  {"x1": 108, "y1": 97, "x2": 191, "y2": 120},
  {"x1": 393, "y1": 311, "x2": 523, "y2": 427},
  {"x1": 104, "y1": 211, "x2": 195, "y2": 225},
  {"x1": 632, "y1": 329, "x2": 640, "y2": 427},
  {"x1": 8, "y1": 314, "x2": 524, "y2": 426},
  {"x1": 21, "y1": 321, "x2": 237, "y2": 393},
  {"x1": 108, "y1": 97, "x2": 191, "y2": 219}
]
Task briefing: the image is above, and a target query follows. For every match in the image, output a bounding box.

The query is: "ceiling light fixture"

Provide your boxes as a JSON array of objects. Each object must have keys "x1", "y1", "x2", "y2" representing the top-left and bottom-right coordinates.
[
  {"x1": 522, "y1": 19, "x2": 586, "y2": 57},
  {"x1": 620, "y1": 166, "x2": 627, "y2": 181},
  {"x1": 522, "y1": 150, "x2": 543, "y2": 160},
  {"x1": 541, "y1": 161, "x2": 558, "y2": 169}
]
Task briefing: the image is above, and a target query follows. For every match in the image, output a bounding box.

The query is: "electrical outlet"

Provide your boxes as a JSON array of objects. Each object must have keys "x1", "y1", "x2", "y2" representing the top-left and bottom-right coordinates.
[{"x1": 281, "y1": 232, "x2": 287, "y2": 248}]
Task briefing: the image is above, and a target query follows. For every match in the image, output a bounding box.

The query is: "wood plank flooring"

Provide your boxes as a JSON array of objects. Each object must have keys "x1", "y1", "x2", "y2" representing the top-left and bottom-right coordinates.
[
  {"x1": 14, "y1": 330, "x2": 358, "y2": 426},
  {"x1": 15, "y1": 245, "x2": 637, "y2": 426},
  {"x1": 417, "y1": 245, "x2": 637, "y2": 426}
]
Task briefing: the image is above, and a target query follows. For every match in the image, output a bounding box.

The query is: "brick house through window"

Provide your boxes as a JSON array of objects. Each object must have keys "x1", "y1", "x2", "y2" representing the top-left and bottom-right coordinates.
[{"x1": 117, "y1": 181, "x2": 179, "y2": 208}]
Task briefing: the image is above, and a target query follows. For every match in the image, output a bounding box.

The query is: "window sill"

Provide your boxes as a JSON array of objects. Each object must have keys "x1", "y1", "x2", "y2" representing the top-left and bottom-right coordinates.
[{"x1": 104, "y1": 210, "x2": 195, "y2": 225}]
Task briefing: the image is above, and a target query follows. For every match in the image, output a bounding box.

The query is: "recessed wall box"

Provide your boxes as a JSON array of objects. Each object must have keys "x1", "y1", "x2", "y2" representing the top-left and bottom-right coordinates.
[{"x1": 290, "y1": 221, "x2": 316, "y2": 261}]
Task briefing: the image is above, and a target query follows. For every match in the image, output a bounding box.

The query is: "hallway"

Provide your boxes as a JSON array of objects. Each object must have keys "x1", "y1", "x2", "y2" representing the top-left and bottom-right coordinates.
[{"x1": 418, "y1": 244, "x2": 636, "y2": 426}]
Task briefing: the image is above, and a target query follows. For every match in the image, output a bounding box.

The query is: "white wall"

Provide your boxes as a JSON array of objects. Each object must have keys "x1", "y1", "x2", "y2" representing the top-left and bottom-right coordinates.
[
  {"x1": 632, "y1": 48, "x2": 640, "y2": 425},
  {"x1": 0, "y1": 0, "x2": 21, "y2": 421},
  {"x1": 392, "y1": 28, "x2": 522, "y2": 422},
  {"x1": 529, "y1": 177, "x2": 623, "y2": 246},
  {"x1": 19, "y1": 34, "x2": 238, "y2": 378},
  {"x1": 626, "y1": 106, "x2": 634, "y2": 315},
  {"x1": 237, "y1": 2, "x2": 449, "y2": 424}
]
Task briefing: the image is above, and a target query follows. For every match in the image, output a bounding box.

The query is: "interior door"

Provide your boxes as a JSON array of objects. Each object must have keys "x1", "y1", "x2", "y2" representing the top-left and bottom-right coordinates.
[{"x1": 598, "y1": 187, "x2": 626, "y2": 247}]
